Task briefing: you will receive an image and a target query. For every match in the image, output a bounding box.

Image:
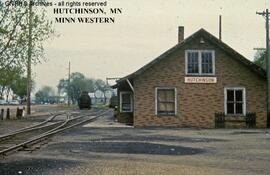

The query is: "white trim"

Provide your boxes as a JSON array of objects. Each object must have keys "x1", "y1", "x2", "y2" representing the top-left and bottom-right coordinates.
[
  {"x1": 126, "y1": 79, "x2": 134, "y2": 92},
  {"x1": 155, "y1": 87, "x2": 177, "y2": 116},
  {"x1": 224, "y1": 87, "x2": 246, "y2": 115},
  {"x1": 120, "y1": 91, "x2": 133, "y2": 113},
  {"x1": 185, "y1": 50, "x2": 215, "y2": 75}
]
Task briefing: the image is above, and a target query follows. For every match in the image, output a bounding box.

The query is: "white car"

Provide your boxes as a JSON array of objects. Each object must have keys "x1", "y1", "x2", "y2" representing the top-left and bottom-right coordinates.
[
  {"x1": 9, "y1": 100, "x2": 20, "y2": 105},
  {"x1": 0, "y1": 100, "x2": 7, "y2": 105}
]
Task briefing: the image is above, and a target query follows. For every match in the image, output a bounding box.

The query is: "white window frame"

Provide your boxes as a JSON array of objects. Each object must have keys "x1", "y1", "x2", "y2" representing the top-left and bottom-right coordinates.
[
  {"x1": 224, "y1": 87, "x2": 246, "y2": 115},
  {"x1": 185, "y1": 50, "x2": 215, "y2": 75},
  {"x1": 155, "y1": 87, "x2": 177, "y2": 116},
  {"x1": 120, "y1": 91, "x2": 133, "y2": 113}
]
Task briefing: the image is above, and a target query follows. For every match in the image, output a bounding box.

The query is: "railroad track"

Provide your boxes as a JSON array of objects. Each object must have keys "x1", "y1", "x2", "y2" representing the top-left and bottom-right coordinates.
[
  {"x1": 0, "y1": 109, "x2": 107, "y2": 157},
  {"x1": 0, "y1": 112, "x2": 67, "y2": 141}
]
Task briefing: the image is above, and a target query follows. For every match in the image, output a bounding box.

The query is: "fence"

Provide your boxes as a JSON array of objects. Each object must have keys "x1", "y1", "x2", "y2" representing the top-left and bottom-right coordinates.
[
  {"x1": 215, "y1": 112, "x2": 256, "y2": 128},
  {"x1": 0, "y1": 107, "x2": 25, "y2": 121}
]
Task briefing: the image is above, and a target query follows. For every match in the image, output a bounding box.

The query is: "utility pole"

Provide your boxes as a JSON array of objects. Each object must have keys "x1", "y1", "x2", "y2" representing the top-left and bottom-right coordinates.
[
  {"x1": 257, "y1": 9, "x2": 270, "y2": 127},
  {"x1": 68, "y1": 61, "x2": 71, "y2": 106},
  {"x1": 219, "y1": 15, "x2": 222, "y2": 40},
  {"x1": 26, "y1": 1, "x2": 33, "y2": 115}
]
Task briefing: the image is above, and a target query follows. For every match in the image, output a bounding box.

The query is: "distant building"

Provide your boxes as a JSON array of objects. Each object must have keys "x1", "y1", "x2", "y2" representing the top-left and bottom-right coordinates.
[
  {"x1": 113, "y1": 27, "x2": 267, "y2": 128},
  {"x1": 88, "y1": 92, "x2": 106, "y2": 106}
]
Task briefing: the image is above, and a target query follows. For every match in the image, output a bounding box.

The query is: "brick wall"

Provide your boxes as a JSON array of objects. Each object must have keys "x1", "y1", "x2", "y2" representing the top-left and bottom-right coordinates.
[{"x1": 133, "y1": 36, "x2": 267, "y2": 128}]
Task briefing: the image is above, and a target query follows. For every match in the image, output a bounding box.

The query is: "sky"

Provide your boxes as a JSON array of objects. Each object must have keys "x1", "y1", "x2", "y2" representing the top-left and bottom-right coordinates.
[{"x1": 32, "y1": 0, "x2": 270, "y2": 91}]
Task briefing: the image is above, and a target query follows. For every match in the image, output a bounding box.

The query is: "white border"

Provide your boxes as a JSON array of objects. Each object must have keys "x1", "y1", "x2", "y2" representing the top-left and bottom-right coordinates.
[
  {"x1": 120, "y1": 91, "x2": 133, "y2": 113},
  {"x1": 224, "y1": 87, "x2": 246, "y2": 115},
  {"x1": 185, "y1": 50, "x2": 215, "y2": 75},
  {"x1": 155, "y1": 87, "x2": 177, "y2": 116}
]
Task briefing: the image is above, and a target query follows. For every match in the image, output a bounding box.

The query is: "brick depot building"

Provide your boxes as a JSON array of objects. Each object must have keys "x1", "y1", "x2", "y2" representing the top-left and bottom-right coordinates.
[{"x1": 113, "y1": 27, "x2": 267, "y2": 128}]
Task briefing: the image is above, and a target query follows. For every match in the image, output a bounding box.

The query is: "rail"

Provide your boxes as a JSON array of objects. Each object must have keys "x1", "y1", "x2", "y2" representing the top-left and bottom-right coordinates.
[{"x1": 0, "y1": 110, "x2": 107, "y2": 157}]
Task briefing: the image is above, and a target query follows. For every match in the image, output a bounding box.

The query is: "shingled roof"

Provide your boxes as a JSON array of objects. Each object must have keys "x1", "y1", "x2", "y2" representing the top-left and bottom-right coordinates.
[{"x1": 116, "y1": 28, "x2": 266, "y2": 84}]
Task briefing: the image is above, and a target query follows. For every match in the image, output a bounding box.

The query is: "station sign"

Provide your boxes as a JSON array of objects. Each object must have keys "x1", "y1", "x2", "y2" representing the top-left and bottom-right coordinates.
[{"x1": 184, "y1": 77, "x2": 217, "y2": 84}]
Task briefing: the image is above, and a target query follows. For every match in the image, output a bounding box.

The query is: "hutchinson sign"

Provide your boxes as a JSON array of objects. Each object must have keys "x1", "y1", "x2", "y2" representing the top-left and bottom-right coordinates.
[{"x1": 184, "y1": 77, "x2": 217, "y2": 84}]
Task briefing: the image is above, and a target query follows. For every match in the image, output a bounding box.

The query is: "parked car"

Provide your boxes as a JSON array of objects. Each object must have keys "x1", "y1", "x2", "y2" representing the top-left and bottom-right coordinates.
[
  {"x1": 0, "y1": 100, "x2": 7, "y2": 105},
  {"x1": 9, "y1": 100, "x2": 20, "y2": 105}
]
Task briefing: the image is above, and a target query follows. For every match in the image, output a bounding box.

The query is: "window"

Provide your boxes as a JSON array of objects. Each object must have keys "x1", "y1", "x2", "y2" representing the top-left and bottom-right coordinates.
[
  {"x1": 187, "y1": 52, "x2": 199, "y2": 74},
  {"x1": 120, "y1": 92, "x2": 133, "y2": 112},
  {"x1": 201, "y1": 52, "x2": 213, "y2": 74},
  {"x1": 185, "y1": 50, "x2": 215, "y2": 75},
  {"x1": 224, "y1": 87, "x2": 246, "y2": 115},
  {"x1": 155, "y1": 87, "x2": 177, "y2": 116}
]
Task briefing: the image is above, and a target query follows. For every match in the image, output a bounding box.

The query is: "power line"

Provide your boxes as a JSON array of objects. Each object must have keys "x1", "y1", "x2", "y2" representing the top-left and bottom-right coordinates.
[{"x1": 253, "y1": 48, "x2": 266, "y2": 51}]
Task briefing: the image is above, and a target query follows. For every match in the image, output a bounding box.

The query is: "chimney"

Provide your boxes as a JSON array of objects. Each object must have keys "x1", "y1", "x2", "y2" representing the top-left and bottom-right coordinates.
[{"x1": 178, "y1": 26, "x2": 184, "y2": 43}]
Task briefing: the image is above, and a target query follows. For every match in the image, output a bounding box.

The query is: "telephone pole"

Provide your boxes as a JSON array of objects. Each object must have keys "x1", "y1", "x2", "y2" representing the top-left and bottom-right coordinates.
[
  {"x1": 68, "y1": 61, "x2": 71, "y2": 106},
  {"x1": 257, "y1": 9, "x2": 270, "y2": 127},
  {"x1": 26, "y1": 1, "x2": 33, "y2": 115},
  {"x1": 219, "y1": 15, "x2": 222, "y2": 40}
]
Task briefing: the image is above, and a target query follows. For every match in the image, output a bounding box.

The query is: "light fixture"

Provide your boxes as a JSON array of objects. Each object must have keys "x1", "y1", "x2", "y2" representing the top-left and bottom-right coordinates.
[{"x1": 200, "y1": 37, "x2": 205, "y2": 44}]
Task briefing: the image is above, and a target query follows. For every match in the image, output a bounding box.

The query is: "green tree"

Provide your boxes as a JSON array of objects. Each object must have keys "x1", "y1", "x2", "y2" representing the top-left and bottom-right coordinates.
[
  {"x1": 0, "y1": 67, "x2": 21, "y2": 100},
  {"x1": 68, "y1": 72, "x2": 95, "y2": 104},
  {"x1": 35, "y1": 86, "x2": 55, "y2": 103},
  {"x1": 0, "y1": 1, "x2": 56, "y2": 71},
  {"x1": 57, "y1": 79, "x2": 68, "y2": 95},
  {"x1": 11, "y1": 77, "x2": 28, "y2": 102},
  {"x1": 95, "y1": 79, "x2": 109, "y2": 92},
  {"x1": 57, "y1": 72, "x2": 110, "y2": 104},
  {"x1": 0, "y1": 66, "x2": 35, "y2": 102},
  {"x1": 254, "y1": 50, "x2": 266, "y2": 70}
]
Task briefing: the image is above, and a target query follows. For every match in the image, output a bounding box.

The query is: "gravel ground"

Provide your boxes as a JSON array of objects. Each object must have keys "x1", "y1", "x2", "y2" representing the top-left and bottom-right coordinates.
[
  {"x1": 0, "y1": 104, "x2": 75, "y2": 120},
  {"x1": 0, "y1": 109, "x2": 270, "y2": 175}
]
